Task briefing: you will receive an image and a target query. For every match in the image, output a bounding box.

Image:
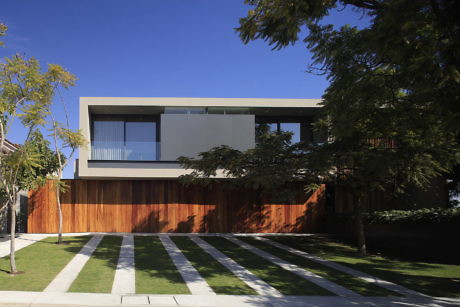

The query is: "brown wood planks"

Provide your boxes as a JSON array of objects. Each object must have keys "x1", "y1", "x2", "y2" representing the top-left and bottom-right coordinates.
[{"x1": 28, "y1": 180, "x2": 325, "y2": 233}]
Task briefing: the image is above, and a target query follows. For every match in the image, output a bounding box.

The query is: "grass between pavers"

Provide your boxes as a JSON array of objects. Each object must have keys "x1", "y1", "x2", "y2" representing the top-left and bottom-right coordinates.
[
  {"x1": 239, "y1": 237, "x2": 397, "y2": 296},
  {"x1": 135, "y1": 236, "x2": 190, "y2": 294},
  {"x1": 69, "y1": 235, "x2": 122, "y2": 293},
  {"x1": 0, "y1": 236, "x2": 90, "y2": 291},
  {"x1": 201, "y1": 236, "x2": 334, "y2": 296},
  {"x1": 268, "y1": 235, "x2": 460, "y2": 298},
  {"x1": 171, "y1": 236, "x2": 257, "y2": 295}
]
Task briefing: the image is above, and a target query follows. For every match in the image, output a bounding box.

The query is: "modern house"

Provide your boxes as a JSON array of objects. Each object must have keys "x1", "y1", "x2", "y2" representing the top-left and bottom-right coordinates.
[
  {"x1": 28, "y1": 97, "x2": 328, "y2": 234},
  {"x1": 75, "y1": 97, "x2": 323, "y2": 179}
]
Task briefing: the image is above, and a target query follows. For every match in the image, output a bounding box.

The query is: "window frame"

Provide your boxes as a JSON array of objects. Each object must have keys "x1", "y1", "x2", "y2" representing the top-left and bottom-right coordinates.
[{"x1": 90, "y1": 114, "x2": 160, "y2": 161}]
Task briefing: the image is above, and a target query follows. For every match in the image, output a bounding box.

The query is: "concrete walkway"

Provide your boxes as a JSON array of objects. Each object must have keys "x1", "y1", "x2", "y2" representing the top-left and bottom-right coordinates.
[
  {"x1": 44, "y1": 235, "x2": 104, "y2": 292},
  {"x1": 159, "y1": 235, "x2": 215, "y2": 295},
  {"x1": 0, "y1": 291, "x2": 459, "y2": 306},
  {"x1": 189, "y1": 235, "x2": 283, "y2": 297},
  {"x1": 0, "y1": 234, "x2": 48, "y2": 258},
  {"x1": 112, "y1": 235, "x2": 136, "y2": 294},
  {"x1": 226, "y1": 236, "x2": 360, "y2": 297},
  {"x1": 257, "y1": 236, "x2": 427, "y2": 297}
]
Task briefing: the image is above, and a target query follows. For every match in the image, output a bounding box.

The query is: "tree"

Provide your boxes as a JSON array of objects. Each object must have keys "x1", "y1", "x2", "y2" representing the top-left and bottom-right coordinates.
[
  {"x1": 234, "y1": 0, "x2": 460, "y2": 255},
  {"x1": 0, "y1": 47, "x2": 76, "y2": 273},
  {"x1": 0, "y1": 131, "x2": 61, "y2": 273},
  {"x1": 49, "y1": 119, "x2": 86, "y2": 244},
  {"x1": 179, "y1": 127, "x2": 311, "y2": 203}
]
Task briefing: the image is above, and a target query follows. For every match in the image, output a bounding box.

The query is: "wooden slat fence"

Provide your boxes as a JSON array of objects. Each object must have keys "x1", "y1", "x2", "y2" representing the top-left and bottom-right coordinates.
[{"x1": 28, "y1": 180, "x2": 326, "y2": 233}]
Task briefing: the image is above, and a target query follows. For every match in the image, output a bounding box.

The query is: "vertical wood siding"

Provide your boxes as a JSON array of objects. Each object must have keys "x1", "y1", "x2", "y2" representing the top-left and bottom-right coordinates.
[{"x1": 28, "y1": 180, "x2": 326, "y2": 233}]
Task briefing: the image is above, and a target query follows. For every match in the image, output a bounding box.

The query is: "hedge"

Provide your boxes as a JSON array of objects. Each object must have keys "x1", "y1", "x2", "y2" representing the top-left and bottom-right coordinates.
[{"x1": 331, "y1": 208, "x2": 460, "y2": 225}]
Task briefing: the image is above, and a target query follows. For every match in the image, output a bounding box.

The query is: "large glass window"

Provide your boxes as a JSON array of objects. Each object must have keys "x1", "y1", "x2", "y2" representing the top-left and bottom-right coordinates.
[
  {"x1": 255, "y1": 117, "x2": 311, "y2": 144},
  {"x1": 91, "y1": 116, "x2": 159, "y2": 161}
]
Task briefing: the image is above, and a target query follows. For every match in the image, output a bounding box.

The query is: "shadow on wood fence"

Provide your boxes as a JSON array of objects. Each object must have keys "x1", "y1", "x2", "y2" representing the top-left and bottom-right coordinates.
[{"x1": 28, "y1": 180, "x2": 326, "y2": 233}]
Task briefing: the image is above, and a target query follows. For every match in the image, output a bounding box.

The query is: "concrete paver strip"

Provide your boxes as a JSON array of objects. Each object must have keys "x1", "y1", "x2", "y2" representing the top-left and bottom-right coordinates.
[
  {"x1": 121, "y1": 295, "x2": 149, "y2": 305},
  {"x1": 1, "y1": 291, "x2": 459, "y2": 306},
  {"x1": 189, "y1": 235, "x2": 282, "y2": 297},
  {"x1": 258, "y1": 236, "x2": 427, "y2": 297},
  {"x1": 44, "y1": 235, "x2": 104, "y2": 292},
  {"x1": 225, "y1": 236, "x2": 360, "y2": 297},
  {"x1": 0, "y1": 234, "x2": 48, "y2": 258},
  {"x1": 159, "y1": 235, "x2": 215, "y2": 295},
  {"x1": 112, "y1": 235, "x2": 136, "y2": 294}
]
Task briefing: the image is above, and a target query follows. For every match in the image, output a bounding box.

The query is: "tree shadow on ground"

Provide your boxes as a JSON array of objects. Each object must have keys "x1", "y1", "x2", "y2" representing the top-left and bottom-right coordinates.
[{"x1": 268, "y1": 235, "x2": 460, "y2": 298}]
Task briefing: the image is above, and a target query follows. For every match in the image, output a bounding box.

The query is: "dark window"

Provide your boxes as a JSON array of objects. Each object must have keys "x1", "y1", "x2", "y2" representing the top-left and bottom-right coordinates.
[
  {"x1": 255, "y1": 117, "x2": 313, "y2": 144},
  {"x1": 91, "y1": 116, "x2": 159, "y2": 161}
]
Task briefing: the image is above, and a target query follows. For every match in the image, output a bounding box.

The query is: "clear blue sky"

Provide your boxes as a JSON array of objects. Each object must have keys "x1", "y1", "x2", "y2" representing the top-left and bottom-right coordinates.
[{"x1": 1, "y1": 0, "x2": 369, "y2": 178}]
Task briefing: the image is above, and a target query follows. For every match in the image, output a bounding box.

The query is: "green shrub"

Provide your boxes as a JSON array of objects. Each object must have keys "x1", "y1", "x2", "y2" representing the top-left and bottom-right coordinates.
[{"x1": 330, "y1": 208, "x2": 460, "y2": 225}]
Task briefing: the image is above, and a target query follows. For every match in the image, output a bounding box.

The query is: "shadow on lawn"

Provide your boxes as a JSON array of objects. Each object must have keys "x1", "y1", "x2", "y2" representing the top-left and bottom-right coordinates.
[
  {"x1": 269, "y1": 235, "x2": 460, "y2": 297},
  {"x1": 134, "y1": 236, "x2": 187, "y2": 286}
]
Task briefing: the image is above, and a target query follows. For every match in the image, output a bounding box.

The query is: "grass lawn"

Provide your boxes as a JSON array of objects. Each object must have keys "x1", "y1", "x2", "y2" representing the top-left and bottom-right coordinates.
[
  {"x1": 0, "y1": 236, "x2": 90, "y2": 291},
  {"x1": 202, "y1": 236, "x2": 334, "y2": 296},
  {"x1": 171, "y1": 236, "x2": 257, "y2": 295},
  {"x1": 238, "y1": 237, "x2": 397, "y2": 296},
  {"x1": 69, "y1": 235, "x2": 122, "y2": 293},
  {"x1": 268, "y1": 235, "x2": 460, "y2": 298},
  {"x1": 135, "y1": 236, "x2": 190, "y2": 294}
]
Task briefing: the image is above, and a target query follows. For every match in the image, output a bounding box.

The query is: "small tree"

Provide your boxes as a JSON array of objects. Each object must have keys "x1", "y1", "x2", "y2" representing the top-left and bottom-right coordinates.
[
  {"x1": 49, "y1": 120, "x2": 86, "y2": 244},
  {"x1": 0, "y1": 131, "x2": 60, "y2": 273},
  {"x1": 0, "y1": 49, "x2": 75, "y2": 273}
]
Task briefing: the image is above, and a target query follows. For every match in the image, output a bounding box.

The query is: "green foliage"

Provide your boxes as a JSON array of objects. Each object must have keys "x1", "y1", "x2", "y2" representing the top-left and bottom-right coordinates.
[
  {"x1": 0, "y1": 53, "x2": 76, "y2": 134},
  {"x1": 179, "y1": 127, "x2": 316, "y2": 201},
  {"x1": 20, "y1": 130, "x2": 62, "y2": 189},
  {"x1": 236, "y1": 0, "x2": 460, "y2": 197},
  {"x1": 333, "y1": 208, "x2": 460, "y2": 224},
  {"x1": 0, "y1": 23, "x2": 6, "y2": 46},
  {"x1": 0, "y1": 130, "x2": 60, "y2": 191},
  {"x1": 365, "y1": 208, "x2": 460, "y2": 224}
]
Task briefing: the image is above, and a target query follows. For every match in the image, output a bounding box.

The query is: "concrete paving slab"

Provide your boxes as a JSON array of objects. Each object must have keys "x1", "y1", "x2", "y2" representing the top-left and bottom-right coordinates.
[
  {"x1": 225, "y1": 236, "x2": 360, "y2": 297},
  {"x1": 147, "y1": 296, "x2": 178, "y2": 306},
  {"x1": 112, "y1": 235, "x2": 136, "y2": 294},
  {"x1": 0, "y1": 291, "x2": 459, "y2": 307},
  {"x1": 31, "y1": 292, "x2": 121, "y2": 305},
  {"x1": 189, "y1": 236, "x2": 282, "y2": 297},
  {"x1": 45, "y1": 235, "x2": 104, "y2": 292},
  {"x1": 159, "y1": 235, "x2": 215, "y2": 295},
  {"x1": 258, "y1": 236, "x2": 427, "y2": 297},
  {"x1": 121, "y1": 295, "x2": 149, "y2": 305},
  {"x1": 0, "y1": 234, "x2": 48, "y2": 258}
]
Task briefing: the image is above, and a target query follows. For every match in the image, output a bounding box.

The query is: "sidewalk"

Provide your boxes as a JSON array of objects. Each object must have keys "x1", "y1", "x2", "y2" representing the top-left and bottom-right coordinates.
[{"x1": 0, "y1": 291, "x2": 460, "y2": 307}]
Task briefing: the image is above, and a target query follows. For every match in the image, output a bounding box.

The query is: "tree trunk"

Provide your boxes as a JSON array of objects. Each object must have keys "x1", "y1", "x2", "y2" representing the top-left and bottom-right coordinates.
[
  {"x1": 55, "y1": 181, "x2": 63, "y2": 244},
  {"x1": 9, "y1": 200, "x2": 17, "y2": 274},
  {"x1": 353, "y1": 193, "x2": 367, "y2": 256}
]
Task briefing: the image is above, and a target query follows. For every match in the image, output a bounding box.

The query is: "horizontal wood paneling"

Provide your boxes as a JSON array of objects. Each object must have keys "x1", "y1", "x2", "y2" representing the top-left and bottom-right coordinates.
[{"x1": 28, "y1": 180, "x2": 326, "y2": 233}]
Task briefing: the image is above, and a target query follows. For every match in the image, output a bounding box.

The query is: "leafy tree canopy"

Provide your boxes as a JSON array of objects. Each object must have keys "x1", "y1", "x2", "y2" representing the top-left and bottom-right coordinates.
[{"x1": 236, "y1": 0, "x2": 460, "y2": 192}]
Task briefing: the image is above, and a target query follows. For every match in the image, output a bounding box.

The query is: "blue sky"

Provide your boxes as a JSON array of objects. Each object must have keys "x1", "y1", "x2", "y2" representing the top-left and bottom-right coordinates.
[{"x1": 1, "y1": 0, "x2": 369, "y2": 178}]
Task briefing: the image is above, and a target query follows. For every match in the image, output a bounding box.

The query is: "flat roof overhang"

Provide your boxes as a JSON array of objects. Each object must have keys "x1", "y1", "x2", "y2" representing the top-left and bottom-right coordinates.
[{"x1": 82, "y1": 97, "x2": 322, "y2": 117}]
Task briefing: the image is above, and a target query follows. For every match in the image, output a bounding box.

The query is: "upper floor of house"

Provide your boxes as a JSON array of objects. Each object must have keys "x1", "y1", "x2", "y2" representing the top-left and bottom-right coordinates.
[{"x1": 76, "y1": 97, "x2": 323, "y2": 179}]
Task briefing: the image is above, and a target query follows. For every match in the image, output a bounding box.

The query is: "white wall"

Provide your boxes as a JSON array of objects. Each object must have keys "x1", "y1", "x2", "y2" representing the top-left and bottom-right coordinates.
[{"x1": 160, "y1": 114, "x2": 255, "y2": 160}]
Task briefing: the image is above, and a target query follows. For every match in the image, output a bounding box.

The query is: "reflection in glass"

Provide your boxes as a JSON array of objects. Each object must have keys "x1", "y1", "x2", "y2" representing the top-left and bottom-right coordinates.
[
  {"x1": 91, "y1": 119, "x2": 158, "y2": 161},
  {"x1": 125, "y1": 121, "x2": 156, "y2": 160},
  {"x1": 280, "y1": 123, "x2": 301, "y2": 143}
]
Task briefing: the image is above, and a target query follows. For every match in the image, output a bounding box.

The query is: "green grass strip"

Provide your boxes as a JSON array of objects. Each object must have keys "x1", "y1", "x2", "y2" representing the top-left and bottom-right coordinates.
[
  {"x1": 0, "y1": 236, "x2": 90, "y2": 291},
  {"x1": 239, "y1": 237, "x2": 396, "y2": 296},
  {"x1": 171, "y1": 236, "x2": 257, "y2": 295},
  {"x1": 269, "y1": 236, "x2": 460, "y2": 298},
  {"x1": 69, "y1": 235, "x2": 122, "y2": 293},
  {"x1": 202, "y1": 236, "x2": 334, "y2": 296},
  {"x1": 135, "y1": 236, "x2": 190, "y2": 294}
]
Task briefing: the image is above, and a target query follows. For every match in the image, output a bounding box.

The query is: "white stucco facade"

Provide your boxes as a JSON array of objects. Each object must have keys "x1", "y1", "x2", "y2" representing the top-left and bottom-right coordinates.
[{"x1": 76, "y1": 97, "x2": 321, "y2": 179}]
